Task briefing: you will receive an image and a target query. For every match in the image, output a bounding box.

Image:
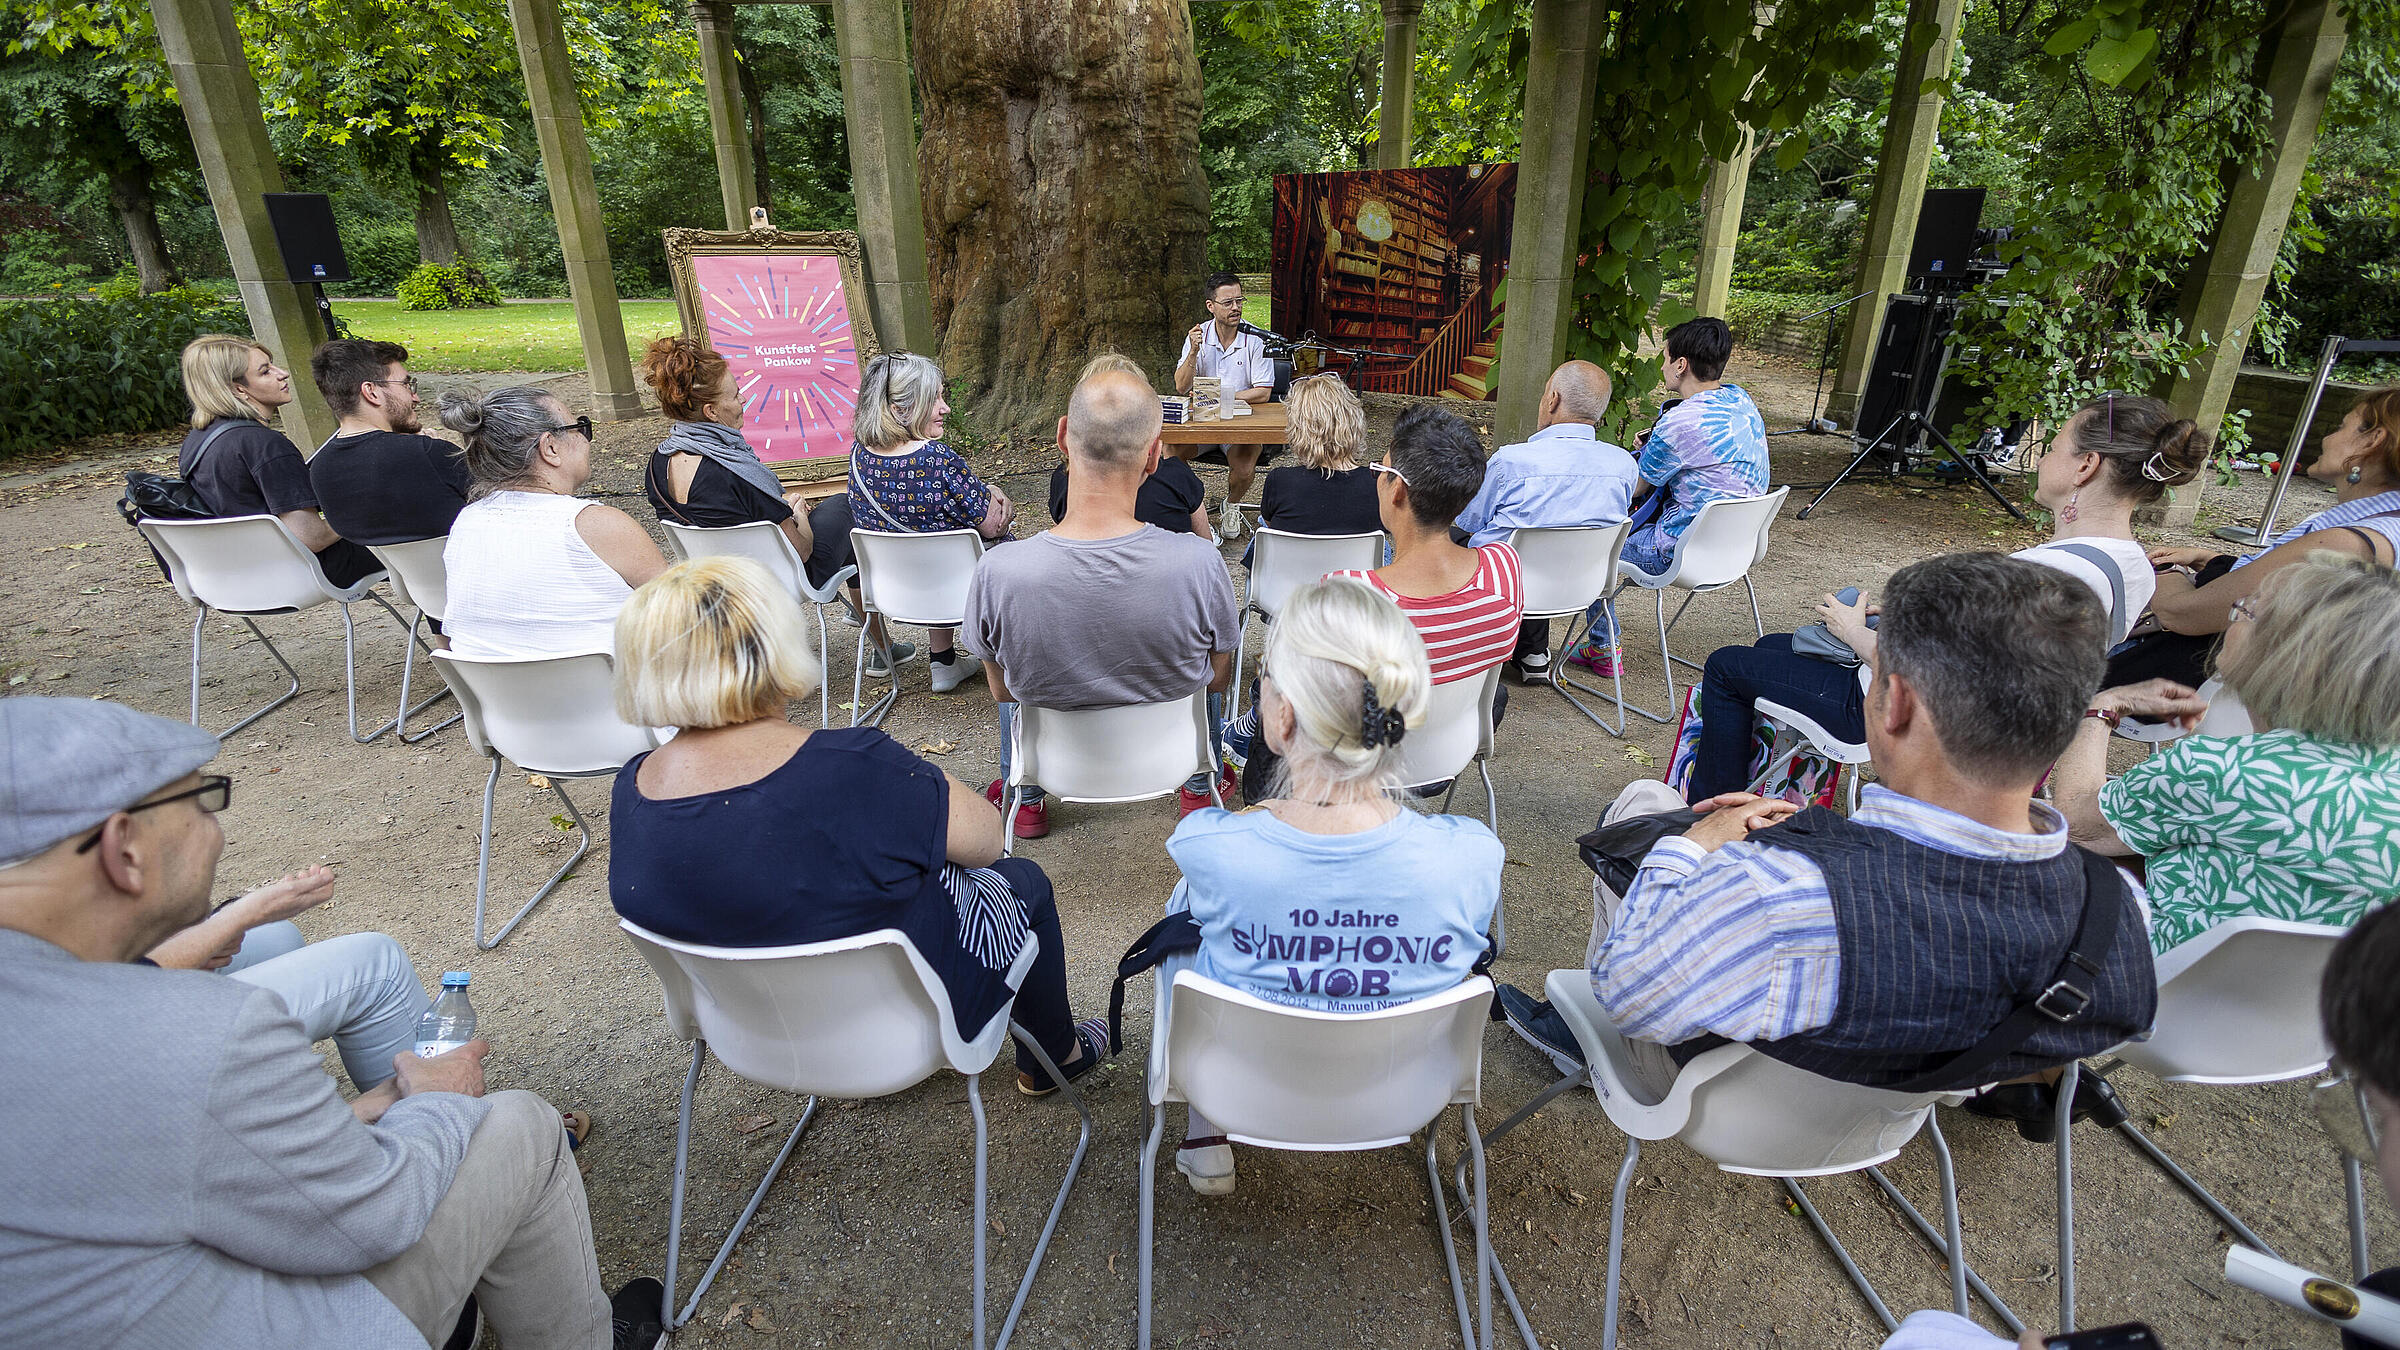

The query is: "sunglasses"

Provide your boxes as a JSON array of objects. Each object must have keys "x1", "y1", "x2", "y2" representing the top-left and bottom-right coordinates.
[
  {"x1": 546, "y1": 415, "x2": 596, "y2": 442},
  {"x1": 2229, "y1": 595, "x2": 2258, "y2": 625},
  {"x1": 76, "y1": 775, "x2": 232, "y2": 853}
]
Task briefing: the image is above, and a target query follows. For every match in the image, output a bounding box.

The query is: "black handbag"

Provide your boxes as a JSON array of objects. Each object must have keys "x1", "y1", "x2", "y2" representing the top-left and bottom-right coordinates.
[
  {"x1": 117, "y1": 419, "x2": 238, "y2": 581},
  {"x1": 1576, "y1": 807, "x2": 1705, "y2": 896}
]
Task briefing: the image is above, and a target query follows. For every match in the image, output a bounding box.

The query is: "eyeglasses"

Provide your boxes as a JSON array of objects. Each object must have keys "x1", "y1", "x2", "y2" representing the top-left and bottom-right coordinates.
[
  {"x1": 2229, "y1": 595, "x2": 2258, "y2": 625},
  {"x1": 75, "y1": 775, "x2": 232, "y2": 854},
  {"x1": 546, "y1": 415, "x2": 596, "y2": 442},
  {"x1": 1208, "y1": 296, "x2": 1244, "y2": 309},
  {"x1": 2314, "y1": 1070, "x2": 2383, "y2": 1167},
  {"x1": 1366, "y1": 460, "x2": 1411, "y2": 486},
  {"x1": 374, "y1": 376, "x2": 419, "y2": 393}
]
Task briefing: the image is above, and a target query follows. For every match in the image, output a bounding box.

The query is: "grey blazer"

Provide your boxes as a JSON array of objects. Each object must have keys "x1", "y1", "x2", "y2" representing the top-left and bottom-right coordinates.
[{"x1": 0, "y1": 928, "x2": 489, "y2": 1348}]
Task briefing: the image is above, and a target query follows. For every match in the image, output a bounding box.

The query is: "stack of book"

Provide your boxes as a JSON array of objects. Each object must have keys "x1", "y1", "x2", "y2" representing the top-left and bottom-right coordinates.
[{"x1": 1160, "y1": 396, "x2": 1189, "y2": 424}]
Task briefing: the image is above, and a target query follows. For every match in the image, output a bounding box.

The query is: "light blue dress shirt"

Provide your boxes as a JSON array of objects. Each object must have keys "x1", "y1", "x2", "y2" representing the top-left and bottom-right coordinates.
[{"x1": 1453, "y1": 422, "x2": 1638, "y2": 548}]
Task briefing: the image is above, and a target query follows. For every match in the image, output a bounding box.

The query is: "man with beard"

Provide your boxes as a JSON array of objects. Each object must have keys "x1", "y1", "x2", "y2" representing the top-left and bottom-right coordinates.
[{"x1": 307, "y1": 340, "x2": 475, "y2": 553}]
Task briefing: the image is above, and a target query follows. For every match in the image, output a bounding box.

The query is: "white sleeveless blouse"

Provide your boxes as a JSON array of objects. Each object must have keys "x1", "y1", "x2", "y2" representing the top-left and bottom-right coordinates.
[{"x1": 442, "y1": 490, "x2": 634, "y2": 660}]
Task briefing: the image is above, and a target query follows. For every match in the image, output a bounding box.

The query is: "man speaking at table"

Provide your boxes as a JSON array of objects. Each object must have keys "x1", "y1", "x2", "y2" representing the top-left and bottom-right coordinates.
[{"x1": 1173, "y1": 270, "x2": 1276, "y2": 541}]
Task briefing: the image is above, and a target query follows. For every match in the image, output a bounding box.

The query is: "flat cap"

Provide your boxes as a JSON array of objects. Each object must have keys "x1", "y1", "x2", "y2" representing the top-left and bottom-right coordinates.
[{"x1": 0, "y1": 697, "x2": 219, "y2": 867}]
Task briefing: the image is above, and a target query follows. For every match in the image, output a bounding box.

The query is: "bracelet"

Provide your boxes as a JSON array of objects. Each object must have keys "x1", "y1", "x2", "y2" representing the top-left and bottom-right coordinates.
[{"x1": 2084, "y1": 706, "x2": 2123, "y2": 729}]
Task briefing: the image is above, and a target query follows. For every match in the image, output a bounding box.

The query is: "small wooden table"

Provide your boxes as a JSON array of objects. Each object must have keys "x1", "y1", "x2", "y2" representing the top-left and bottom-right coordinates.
[{"x1": 1158, "y1": 401, "x2": 1288, "y2": 447}]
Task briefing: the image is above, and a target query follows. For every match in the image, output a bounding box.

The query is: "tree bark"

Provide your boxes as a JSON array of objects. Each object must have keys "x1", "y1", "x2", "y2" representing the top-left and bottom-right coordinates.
[
  {"x1": 107, "y1": 158, "x2": 183, "y2": 293},
  {"x1": 912, "y1": 0, "x2": 1210, "y2": 433},
  {"x1": 410, "y1": 140, "x2": 463, "y2": 265},
  {"x1": 736, "y1": 48, "x2": 775, "y2": 220}
]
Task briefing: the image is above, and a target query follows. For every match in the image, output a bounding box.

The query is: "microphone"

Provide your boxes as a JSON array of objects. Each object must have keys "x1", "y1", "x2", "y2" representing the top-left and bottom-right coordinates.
[{"x1": 1236, "y1": 320, "x2": 1284, "y2": 343}]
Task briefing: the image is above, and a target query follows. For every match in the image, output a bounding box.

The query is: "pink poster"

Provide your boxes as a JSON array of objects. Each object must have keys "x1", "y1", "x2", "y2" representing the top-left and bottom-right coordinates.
[{"x1": 688, "y1": 253, "x2": 863, "y2": 463}]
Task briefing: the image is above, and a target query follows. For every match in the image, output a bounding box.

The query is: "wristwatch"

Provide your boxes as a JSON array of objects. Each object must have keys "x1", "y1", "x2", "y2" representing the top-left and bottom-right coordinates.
[{"x1": 2084, "y1": 706, "x2": 2124, "y2": 729}]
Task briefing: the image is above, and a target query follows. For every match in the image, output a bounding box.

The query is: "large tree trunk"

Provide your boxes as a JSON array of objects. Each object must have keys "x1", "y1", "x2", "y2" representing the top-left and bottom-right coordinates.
[
  {"x1": 736, "y1": 51, "x2": 775, "y2": 221},
  {"x1": 410, "y1": 140, "x2": 463, "y2": 265},
  {"x1": 107, "y1": 159, "x2": 182, "y2": 293},
  {"x1": 912, "y1": 0, "x2": 1209, "y2": 433}
]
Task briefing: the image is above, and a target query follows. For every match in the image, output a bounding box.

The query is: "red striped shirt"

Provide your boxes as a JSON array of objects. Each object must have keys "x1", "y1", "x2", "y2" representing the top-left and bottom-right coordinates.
[{"x1": 1333, "y1": 542, "x2": 1526, "y2": 684}]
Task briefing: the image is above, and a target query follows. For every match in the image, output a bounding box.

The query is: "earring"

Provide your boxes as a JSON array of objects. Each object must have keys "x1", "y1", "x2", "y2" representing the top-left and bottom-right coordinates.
[
  {"x1": 2349, "y1": 464, "x2": 2365, "y2": 485},
  {"x1": 2062, "y1": 489, "x2": 2079, "y2": 525}
]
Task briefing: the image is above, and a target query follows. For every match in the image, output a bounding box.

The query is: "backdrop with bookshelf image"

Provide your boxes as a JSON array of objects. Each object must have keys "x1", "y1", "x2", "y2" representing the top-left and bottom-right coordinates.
[{"x1": 1270, "y1": 163, "x2": 1515, "y2": 401}]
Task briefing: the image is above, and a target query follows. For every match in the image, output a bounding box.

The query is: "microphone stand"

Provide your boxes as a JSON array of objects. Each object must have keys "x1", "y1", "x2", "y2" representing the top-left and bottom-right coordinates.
[{"x1": 1765, "y1": 290, "x2": 1871, "y2": 438}]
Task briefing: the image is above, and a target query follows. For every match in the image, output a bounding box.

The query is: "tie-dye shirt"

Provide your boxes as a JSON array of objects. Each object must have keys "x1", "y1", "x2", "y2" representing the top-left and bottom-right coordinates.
[{"x1": 1628, "y1": 383, "x2": 1770, "y2": 564}]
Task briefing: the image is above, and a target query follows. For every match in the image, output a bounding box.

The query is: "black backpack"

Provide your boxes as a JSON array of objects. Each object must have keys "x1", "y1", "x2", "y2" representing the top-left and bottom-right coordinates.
[{"x1": 117, "y1": 419, "x2": 238, "y2": 578}]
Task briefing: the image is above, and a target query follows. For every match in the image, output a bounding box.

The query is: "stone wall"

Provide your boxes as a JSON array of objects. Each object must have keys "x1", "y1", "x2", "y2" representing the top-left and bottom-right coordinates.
[{"x1": 2227, "y1": 366, "x2": 2371, "y2": 464}]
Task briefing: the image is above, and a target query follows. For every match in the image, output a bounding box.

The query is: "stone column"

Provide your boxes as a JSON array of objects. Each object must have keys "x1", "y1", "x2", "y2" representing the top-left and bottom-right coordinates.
[
  {"x1": 691, "y1": 0, "x2": 759, "y2": 231},
  {"x1": 148, "y1": 0, "x2": 336, "y2": 448},
  {"x1": 2160, "y1": 0, "x2": 2348, "y2": 526},
  {"x1": 1376, "y1": 0, "x2": 1424, "y2": 171},
  {"x1": 833, "y1": 0, "x2": 936, "y2": 353},
  {"x1": 1491, "y1": 0, "x2": 1604, "y2": 446},
  {"x1": 1826, "y1": 0, "x2": 1966, "y2": 424},
  {"x1": 505, "y1": 0, "x2": 641, "y2": 419},
  {"x1": 1691, "y1": 128, "x2": 1758, "y2": 319}
]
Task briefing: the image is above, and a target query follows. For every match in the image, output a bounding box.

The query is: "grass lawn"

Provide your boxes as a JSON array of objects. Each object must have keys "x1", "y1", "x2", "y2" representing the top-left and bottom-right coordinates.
[{"x1": 339, "y1": 300, "x2": 683, "y2": 373}]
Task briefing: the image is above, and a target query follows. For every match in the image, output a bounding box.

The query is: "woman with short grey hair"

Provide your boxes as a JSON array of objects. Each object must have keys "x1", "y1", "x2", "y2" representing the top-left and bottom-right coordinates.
[
  {"x1": 436, "y1": 385, "x2": 667, "y2": 660},
  {"x1": 845, "y1": 351, "x2": 1013, "y2": 694},
  {"x1": 2057, "y1": 554, "x2": 2400, "y2": 954}
]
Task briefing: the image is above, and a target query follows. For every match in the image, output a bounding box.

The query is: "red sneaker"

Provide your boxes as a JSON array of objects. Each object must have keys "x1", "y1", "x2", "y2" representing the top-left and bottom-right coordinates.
[
  {"x1": 1179, "y1": 769, "x2": 1238, "y2": 818},
  {"x1": 985, "y1": 779, "x2": 1050, "y2": 839}
]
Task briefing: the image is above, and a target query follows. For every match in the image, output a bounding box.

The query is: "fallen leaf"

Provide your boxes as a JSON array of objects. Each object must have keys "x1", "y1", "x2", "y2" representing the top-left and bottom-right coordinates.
[
  {"x1": 1567, "y1": 1189, "x2": 1587, "y2": 1205},
  {"x1": 747, "y1": 1307, "x2": 774, "y2": 1331},
  {"x1": 549, "y1": 814, "x2": 574, "y2": 832},
  {"x1": 526, "y1": 774, "x2": 551, "y2": 789},
  {"x1": 1107, "y1": 1252, "x2": 1118, "y2": 1276},
  {"x1": 990, "y1": 1217, "x2": 1006, "y2": 1236},
  {"x1": 1621, "y1": 744, "x2": 1656, "y2": 766},
  {"x1": 917, "y1": 739, "x2": 956, "y2": 755},
  {"x1": 721, "y1": 1302, "x2": 748, "y2": 1328},
  {"x1": 5, "y1": 674, "x2": 25, "y2": 687},
  {"x1": 734, "y1": 1113, "x2": 777, "y2": 1134}
]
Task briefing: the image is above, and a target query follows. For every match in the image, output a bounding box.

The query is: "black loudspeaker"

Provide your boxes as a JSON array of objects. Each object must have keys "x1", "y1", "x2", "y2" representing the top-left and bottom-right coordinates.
[
  {"x1": 1906, "y1": 187, "x2": 1986, "y2": 282},
  {"x1": 1854, "y1": 293, "x2": 1937, "y2": 438},
  {"x1": 263, "y1": 193, "x2": 351, "y2": 284}
]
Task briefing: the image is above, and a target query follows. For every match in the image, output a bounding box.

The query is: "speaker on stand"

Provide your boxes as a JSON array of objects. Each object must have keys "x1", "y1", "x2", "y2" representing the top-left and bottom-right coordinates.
[{"x1": 263, "y1": 193, "x2": 353, "y2": 344}]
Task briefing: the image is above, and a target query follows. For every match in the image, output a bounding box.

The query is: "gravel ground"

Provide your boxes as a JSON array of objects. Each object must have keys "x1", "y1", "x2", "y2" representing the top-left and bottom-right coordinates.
[{"x1": 0, "y1": 353, "x2": 2379, "y2": 1350}]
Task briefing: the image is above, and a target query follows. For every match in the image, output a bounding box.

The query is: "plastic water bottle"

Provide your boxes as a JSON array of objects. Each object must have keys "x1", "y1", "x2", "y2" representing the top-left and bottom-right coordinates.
[{"x1": 413, "y1": 971, "x2": 477, "y2": 1057}]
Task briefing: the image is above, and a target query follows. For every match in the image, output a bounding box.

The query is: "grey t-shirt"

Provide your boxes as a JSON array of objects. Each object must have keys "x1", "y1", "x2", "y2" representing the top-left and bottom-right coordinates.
[{"x1": 963, "y1": 527, "x2": 1240, "y2": 710}]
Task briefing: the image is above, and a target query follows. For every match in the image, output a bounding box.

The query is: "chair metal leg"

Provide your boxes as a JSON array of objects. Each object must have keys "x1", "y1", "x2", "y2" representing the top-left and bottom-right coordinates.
[
  {"x1": 995, "y1": 1024, "x2": 1098, "y2": 1350},
  {"x1": 394, "y1": 612, "x2": 459, "y2": 744},
  {"x1": 850, "y1": 622, "x2": 870, "y2": 728},
  {"x1": 1002, "y1": 785, "x2": 1023, "y2": 859},
  {"x1": 472, "y1": 767, "x2": 593, "y2": 950},
  {"x1": 1466, "y1": 1105, "x2": 1493, "y2": 1350},
  {"x1": 1601, "y1": 1137, "x2": 1642, "y2": 1350},
  {"x1": 197, "y1": 613, "x2": 306, "y2": 739},
  {"x1": 1660, "y1": 588, "x2": 1708, "y2": 675},
  {"x1": 2106, "y1": 1118, "x2": 2283, "y2": 1255},
  {"x1": 1654, "y1": 588, "x2": 1677, "y2": 719},
  {"x1": 1137, "y1": 1103, "x2": 1165, "y2": 1350},
  {"x1": 1547, "y1": 607, "x2": 1632, "y2": 735},
  {"x1": 2348, "y1": 1155, "x2": 2374, "y2": 1281},
  {"x1": 1426, "y1": 1126, "x2": 1478, "y2": 1350},
  {"x1": 343, "y1": 592, "x2": 420, "y2": 743},
  {"x1": 1865, "y1": 1165, "x2": 2025, "y2": 1333},
  {"x1": 969, "y1": 1069, "x2": 989, "y2": 1350},
  {"x1": 1228, "y1": 606, "x2": 1255, "y2": 724},
  {"x1": 2057, "y1": 1060, "x2": 2080, "y2": 1332},
  {"x1": 1744, "y1": 574, "x2": 1765, "y2": 638},
  {"x1": 1928, "y1": 1116, "x2": 1970, "y2": 1316},
  {"x1": 814, "y1": 602, "x2": 832, "y2": 728},
  {"x1": 1784, "y1": 1177, "x2": 1900, "y2": 1334},
  {"x1": 662, "y1": 1040, "x2": 816, "y2": 1329}
]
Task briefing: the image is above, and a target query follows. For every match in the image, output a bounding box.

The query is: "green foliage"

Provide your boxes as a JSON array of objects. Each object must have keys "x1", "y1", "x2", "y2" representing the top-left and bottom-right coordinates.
[
  {"x1": 396, "y1": 261, "x2": 502, "y2": 310},
  {"x1": 346, "y1": 299, "x2": 677, "y2": 372},
  {"x1": 334, "y1": 221, "x2": 421, "y2": 296},
  {"x1": 1196, "y1": 1, "x2": 1382, "y2": 271},
  {"x1": 0, "y1": 287, "x2": 247, "y2": 454},
  {"x1": 1722, "y1": 288, "x2": 1844, "y2": 342}
]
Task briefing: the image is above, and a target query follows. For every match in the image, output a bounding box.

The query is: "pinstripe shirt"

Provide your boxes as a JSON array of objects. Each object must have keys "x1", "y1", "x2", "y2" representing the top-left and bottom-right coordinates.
[{"x1": 1589, "y1": 785, "x2": 2146, "y2": 1045}]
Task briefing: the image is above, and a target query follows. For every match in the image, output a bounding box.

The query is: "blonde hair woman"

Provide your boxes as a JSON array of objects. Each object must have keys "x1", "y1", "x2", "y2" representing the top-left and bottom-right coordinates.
[
  {"x1": 2058, "y1": 555, "x2": 2400, "y2": 952},
  {"x1": 1047, "y1": 350, "x2": 1212, "y2": 537},
  {"x1": 846, "y1": 350, "x2": 1010, "y2": 693},
  {"x1": 172, "y1": 334, "x2": 379, "y2": 584},
  {"x1": 608, "y1": 557, "x2": 1111, "y2": 1095},
  {"x1": 1160, "y1": 576, "x2": 1503, "y2": 1194},
  {"x1": 1256, "y1": 373, "x2": 1381, "y2": 539}
]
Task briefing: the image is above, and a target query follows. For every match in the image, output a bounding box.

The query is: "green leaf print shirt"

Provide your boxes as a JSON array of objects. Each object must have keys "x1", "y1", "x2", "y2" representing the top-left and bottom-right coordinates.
[{"x1": 2099, "y1": 729, "x2": 2400, "y2": 954}]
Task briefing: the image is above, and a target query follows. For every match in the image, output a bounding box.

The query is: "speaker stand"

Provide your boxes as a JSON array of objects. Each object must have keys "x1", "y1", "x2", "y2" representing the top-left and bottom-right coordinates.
[
  {"x1": 1795, "y1": 410, "x2": 2027, "y2": 522},
  {"x1": 312, "y1": 284, "x2": 351, "y2": 343}
]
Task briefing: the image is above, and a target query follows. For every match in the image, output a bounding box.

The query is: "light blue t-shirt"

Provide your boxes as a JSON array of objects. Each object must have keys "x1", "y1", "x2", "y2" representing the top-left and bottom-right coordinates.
[
  {"x1": 1167, "y1": 806, "x2": 1503, "y2": 1012},
  {"x1": 1453, "y1": 422, "x2": 1638, "y2": 548}
]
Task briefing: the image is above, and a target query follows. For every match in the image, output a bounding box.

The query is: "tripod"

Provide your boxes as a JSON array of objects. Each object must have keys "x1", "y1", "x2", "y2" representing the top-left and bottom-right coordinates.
[{"x1": 1793, "y1": 291, "x2": 2027, "y2": 522}]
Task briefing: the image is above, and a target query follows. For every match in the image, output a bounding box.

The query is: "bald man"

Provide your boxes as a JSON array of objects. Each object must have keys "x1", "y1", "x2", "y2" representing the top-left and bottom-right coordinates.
[
  {"x1": 1454, "y1": 360, "x2": 1638, "y2": 680},
  {"x1": 961, "y1": 367, "x2": 1242, "y2": 837}
]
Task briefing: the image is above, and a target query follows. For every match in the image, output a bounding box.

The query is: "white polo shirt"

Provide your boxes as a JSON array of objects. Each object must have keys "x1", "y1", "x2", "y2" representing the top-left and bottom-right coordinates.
[{"x1": 1179, "y1": 324, "x2": 1273, "y2": 396}]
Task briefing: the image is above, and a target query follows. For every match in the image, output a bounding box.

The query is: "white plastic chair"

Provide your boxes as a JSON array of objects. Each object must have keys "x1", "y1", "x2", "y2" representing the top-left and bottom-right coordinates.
[
  {"x1": 1607, "y1": 488, "x2": 1791, "y2": 724},
  {"x1": 1755, "y1": 696, "x2": 1872, "y2": 813},
  {"x1": 2044, "y1": 919, "x2": 2357, "y2": 1328},
  {"x1": 431, "y1": 650, "x2": 663, "y2": 948},
  {"x1": 2113, "y1": 676, "x2": 2251, "y2": 744},
  {"x1": 1139, "y1": 970, "x2": 1496, "y2": 1349},
  {"x1": 363, "y1": 536, "x2": 461, "y2": 744},
  {"x1": 1002, "y1": 692, "x2": 1221, "y2": 856},
  {"x1": 1508, "y1": 522, "x2": 1635, "y2": 734},
  {"x1": 1466, "y1": 968, "x2": 1998, "y2": 1350},
  {"x1": 139, "y1": 514, "x2": 406, "y2": 740},
  {"x1": 1384, "y1": 664, "x2": 1507, "y2": 952},
  {"x1": 662, "y1": 519, "x2": 861, "y2": 726},
  {"x1": 620, "y1": 922, "x2": 1092, "y2": 1347},
  {"x1": 848, "y1": 527, "x2": 985, "y2": 727},
  {"x1": 1228, "y1": 527, "x2": 1387, "y2": 723}
]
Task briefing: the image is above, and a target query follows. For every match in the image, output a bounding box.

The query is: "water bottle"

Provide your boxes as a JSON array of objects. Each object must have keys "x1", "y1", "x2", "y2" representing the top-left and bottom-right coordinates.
[{"x1": 413, "y1": 971, "x2": 477, "y2": 1057}]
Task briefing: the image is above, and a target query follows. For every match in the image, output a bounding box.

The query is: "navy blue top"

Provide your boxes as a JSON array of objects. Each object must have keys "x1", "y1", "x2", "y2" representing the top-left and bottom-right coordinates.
[{"x1": 608, "y1": 727, "x2": 1025, "y2": 1042}]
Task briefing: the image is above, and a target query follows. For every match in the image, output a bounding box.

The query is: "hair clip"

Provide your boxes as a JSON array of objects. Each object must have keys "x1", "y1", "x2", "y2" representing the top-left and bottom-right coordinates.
[
  {"x1": 1359, "y1": 677, "x2": 1408, "y2": 749},
  {"x1": 2140, "y1": 449, "x2": 2175, "y2": 481}
]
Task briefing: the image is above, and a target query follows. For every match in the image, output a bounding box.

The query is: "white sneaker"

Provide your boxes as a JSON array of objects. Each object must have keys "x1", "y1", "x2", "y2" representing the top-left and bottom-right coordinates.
[
  {"x1": 929, "y1": 652, "x2": 981, "y2": 694},
  {"x1": 1218, "y1": 500, "x2": 1247, "y2": 541},
  {"x1": 864, "y1": 641, "x2": 918, "y2": 680},
  {"x1": 1176, "y1": 1139, "x2": 1236, "y2": 1196}
]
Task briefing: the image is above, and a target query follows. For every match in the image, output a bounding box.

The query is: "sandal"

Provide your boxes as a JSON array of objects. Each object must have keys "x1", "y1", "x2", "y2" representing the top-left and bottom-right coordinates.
[
  {"x1": 562, "y1": 1110, "x2": 593, "y2": 1171},
  {"x1": 1017, "y1": 1017, "x2": 1112, "y2": 1097}
]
